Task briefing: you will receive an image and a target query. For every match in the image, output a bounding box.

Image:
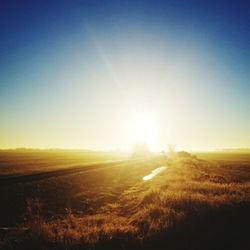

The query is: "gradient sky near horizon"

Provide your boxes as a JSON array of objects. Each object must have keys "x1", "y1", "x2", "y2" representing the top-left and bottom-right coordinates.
[{"x1": 0, "y1": 0, "x2": 250, "y2": 151}]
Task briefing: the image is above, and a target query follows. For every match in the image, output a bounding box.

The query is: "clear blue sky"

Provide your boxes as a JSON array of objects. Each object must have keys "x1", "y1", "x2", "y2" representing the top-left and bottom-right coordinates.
[{"x1": 0, "y1": 0, "x2": 249, "y2": 150}]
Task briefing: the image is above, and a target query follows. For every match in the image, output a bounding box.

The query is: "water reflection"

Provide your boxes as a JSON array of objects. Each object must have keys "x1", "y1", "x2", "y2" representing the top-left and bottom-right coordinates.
[{"x1": 142, "y1": 166, "x2": 167, "y2": 181}]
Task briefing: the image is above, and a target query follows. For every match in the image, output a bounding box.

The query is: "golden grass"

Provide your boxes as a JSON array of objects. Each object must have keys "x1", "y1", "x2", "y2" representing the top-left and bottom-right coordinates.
[{"x1": 24, "y1": 154, "x2": 250, "y2": 249}]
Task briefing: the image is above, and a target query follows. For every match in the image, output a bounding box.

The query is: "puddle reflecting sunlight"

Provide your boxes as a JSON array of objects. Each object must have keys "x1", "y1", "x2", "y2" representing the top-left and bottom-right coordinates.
[{"x1": 142, "y1": 166, "x2": 167, "y2": 181}]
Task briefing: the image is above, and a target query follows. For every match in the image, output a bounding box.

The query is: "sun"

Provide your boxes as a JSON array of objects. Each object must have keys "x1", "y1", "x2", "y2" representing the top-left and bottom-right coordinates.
[{"x1": 128, "y1": 112, "x2": 156, "y2": 147}]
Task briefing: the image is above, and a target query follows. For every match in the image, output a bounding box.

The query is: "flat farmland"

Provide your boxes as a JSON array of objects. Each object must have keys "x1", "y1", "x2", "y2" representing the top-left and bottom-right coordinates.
[
  {"x1": 0, "y1": 151, "x2": 250, "y2": 250},
  {"x1": 0, "y1": 150, "x2": 129, "y2": 176}
]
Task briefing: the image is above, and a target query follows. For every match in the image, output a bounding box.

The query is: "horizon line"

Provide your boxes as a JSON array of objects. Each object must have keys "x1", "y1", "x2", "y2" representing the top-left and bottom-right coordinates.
[{"x1": 1, "y1": 147, "x2": 250, "y2": 153}]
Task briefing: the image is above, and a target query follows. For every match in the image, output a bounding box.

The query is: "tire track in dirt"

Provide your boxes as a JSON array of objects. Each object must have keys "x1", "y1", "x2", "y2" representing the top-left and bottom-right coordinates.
[{"x1": 0, "y1": 159, "x2": 142, "y2": 186}]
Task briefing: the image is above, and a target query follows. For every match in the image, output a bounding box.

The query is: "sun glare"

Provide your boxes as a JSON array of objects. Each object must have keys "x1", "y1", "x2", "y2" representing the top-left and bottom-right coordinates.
[{"x1": 128, "y1": 112, "x2": 156, "y2": 147}]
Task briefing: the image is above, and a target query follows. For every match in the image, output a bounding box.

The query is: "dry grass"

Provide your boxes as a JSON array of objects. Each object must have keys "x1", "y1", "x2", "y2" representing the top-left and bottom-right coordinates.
[{"x1": 21, "y1": 154, "x2": 250, "y2": 249}]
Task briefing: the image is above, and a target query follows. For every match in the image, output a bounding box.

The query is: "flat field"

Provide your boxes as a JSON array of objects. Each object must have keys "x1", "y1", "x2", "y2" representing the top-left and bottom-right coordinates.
[
  {"x1": 0, "y1": 150, "x2": 128, "y2": 176},
  {"x1": 0, "y1": 150, "x2": 249, "y2": 250}
]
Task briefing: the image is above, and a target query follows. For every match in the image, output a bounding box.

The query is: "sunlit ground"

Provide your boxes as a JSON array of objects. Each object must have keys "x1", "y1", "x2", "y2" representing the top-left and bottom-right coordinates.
[{"x1": 1, "y1": 151, "x2": 250, "y2": 250}]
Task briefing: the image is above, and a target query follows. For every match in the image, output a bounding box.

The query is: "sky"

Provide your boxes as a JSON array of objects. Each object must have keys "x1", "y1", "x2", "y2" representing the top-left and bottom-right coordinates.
[{"x1": 0, "y1": 0, "x2": 250, "y2": 151}]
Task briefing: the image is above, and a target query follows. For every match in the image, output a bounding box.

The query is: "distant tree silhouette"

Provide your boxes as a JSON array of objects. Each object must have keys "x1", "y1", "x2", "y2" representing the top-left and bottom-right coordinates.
[{"x1": 132, "y1": 143, "x2": 150, "y2": 158}]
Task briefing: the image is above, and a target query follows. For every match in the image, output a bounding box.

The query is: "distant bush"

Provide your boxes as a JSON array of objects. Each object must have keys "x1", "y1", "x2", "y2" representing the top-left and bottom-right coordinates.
[{"x1": 132, "y1": 143, "x2": 151, "y2": 158}]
